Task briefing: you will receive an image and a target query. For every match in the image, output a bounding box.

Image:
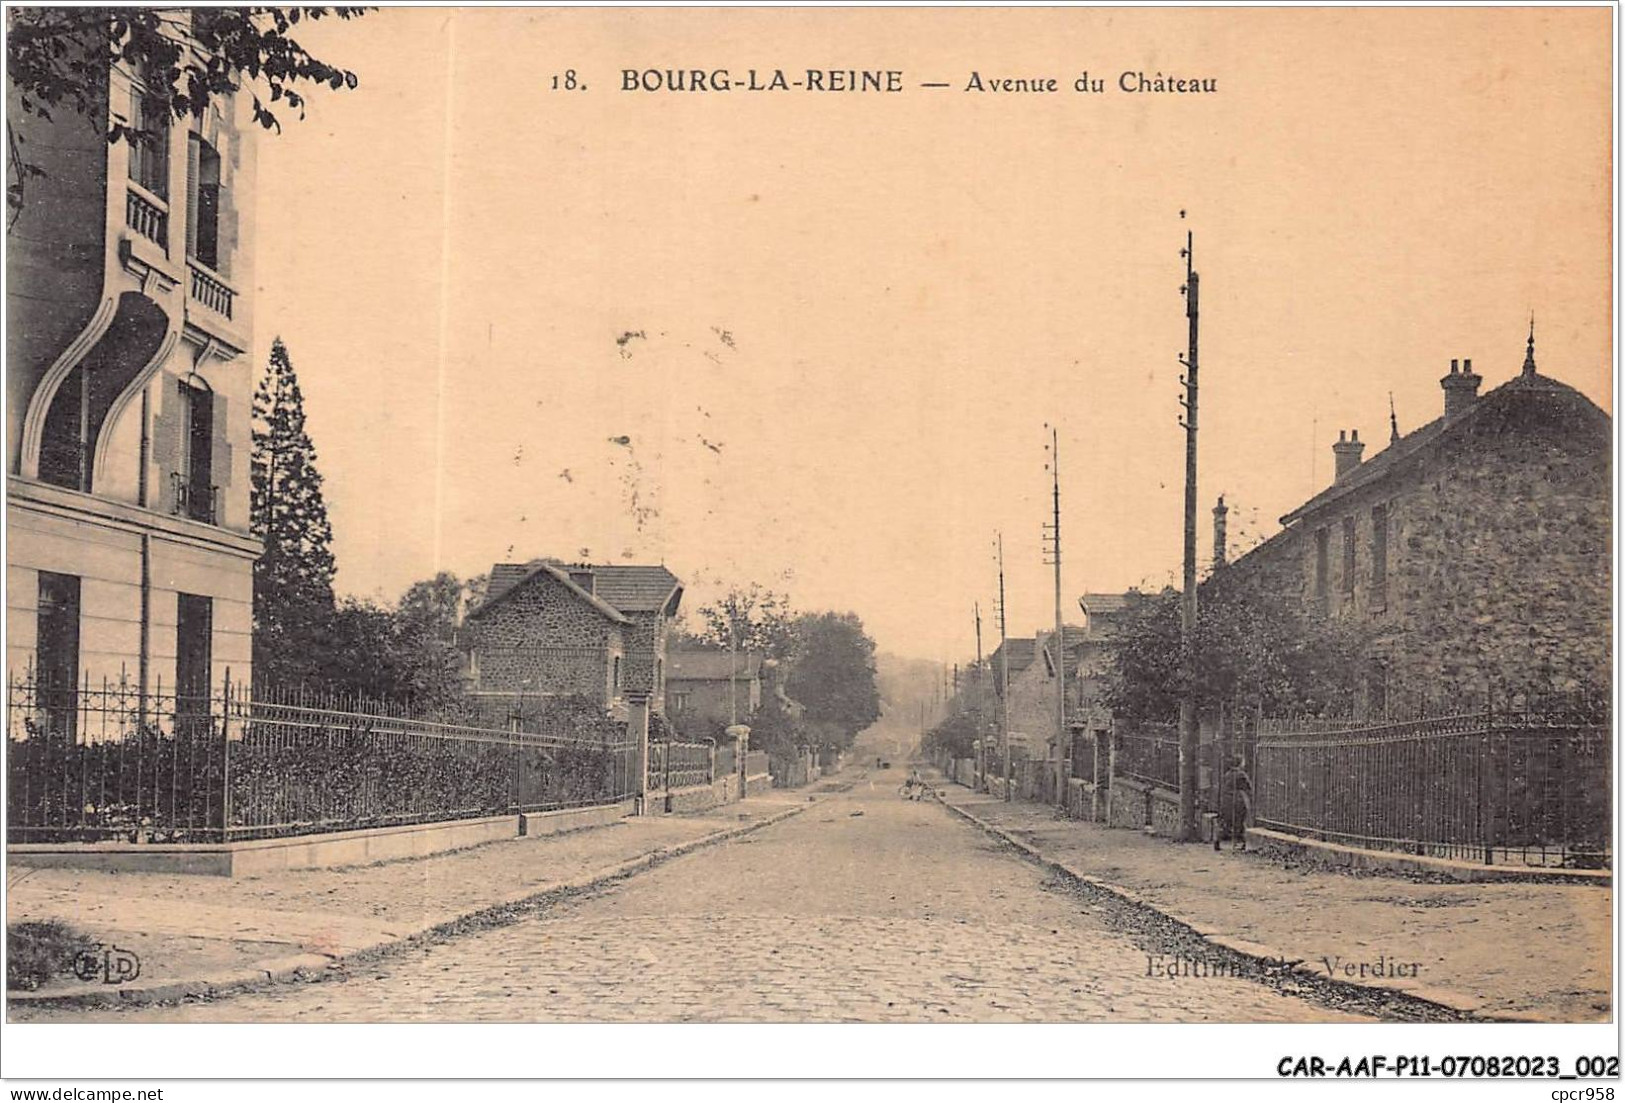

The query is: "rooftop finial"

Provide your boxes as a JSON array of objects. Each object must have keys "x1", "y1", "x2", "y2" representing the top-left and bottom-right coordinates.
[
  {"x1": 1523, "y1": 313, "x2": 1538, "y2": 376},
  {"x1": 1388, "y1": 391, "x2": 1399, "y2": 444}
]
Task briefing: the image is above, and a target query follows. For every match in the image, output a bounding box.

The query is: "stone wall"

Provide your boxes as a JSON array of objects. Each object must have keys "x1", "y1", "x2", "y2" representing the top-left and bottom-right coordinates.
[
  {"x1": 464, "y1": 572, "x2": 622, "y2": 703},
  {"x1": 1222, "y1": 378, "x2": 1610, "y2": 709}
]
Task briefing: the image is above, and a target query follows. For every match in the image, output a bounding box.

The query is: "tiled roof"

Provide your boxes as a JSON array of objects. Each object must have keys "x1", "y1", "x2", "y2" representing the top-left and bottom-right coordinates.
[
  {"x1": 475, "y1": 559, "x2": 682, "y2": 618},
  {"x1": 583, "y1": 565, "x2": 683, "y2": 614},
  {"x1": 468, "y1": 560, "x2": 630, "y2": 624},
  {"x1": 1079, "y1": 593, "x2": 1130, "y2": 617},
  {"x1": 485, "y1": 563, "x2": 531, "y2": 604},
  {"x1": 668, "y1": 650, "x2": 763, "y2": 682},
  {"x1": 1279, "y1": 368, "x2": 1605, "y2": 527},
  {"x1": 993, "y1": 638, "x2": 1036, "y2": 673}
]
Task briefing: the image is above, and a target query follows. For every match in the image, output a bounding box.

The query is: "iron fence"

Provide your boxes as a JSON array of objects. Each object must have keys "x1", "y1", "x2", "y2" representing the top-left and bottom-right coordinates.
[
  {"x1": 1253, "y1": 699, "x2": 1610, "y2": 867},
  {"x1": 647, "y1": 739, "x2": 713, "y2": 792},
  {"x1": 1068, "y1": 726, "x2": 1099, "y2": 782},
  {"x1": 6, "y1": 673, "x2": 636, "y2": 844},
  {"x1": 1114, "y1": 721, "x2": 1180, "y2": 791}
]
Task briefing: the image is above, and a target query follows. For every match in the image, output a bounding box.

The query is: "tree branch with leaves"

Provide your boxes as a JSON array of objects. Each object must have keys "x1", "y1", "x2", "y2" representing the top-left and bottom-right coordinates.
[{"x1": 7, "y1": 6, "x2": 367, "y2": 226}]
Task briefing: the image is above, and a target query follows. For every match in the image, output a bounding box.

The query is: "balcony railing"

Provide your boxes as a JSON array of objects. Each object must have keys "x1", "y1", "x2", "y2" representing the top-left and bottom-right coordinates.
[
  {"x1": 171, "y1": 473, "x2": 218, "y2": 525},
  {"x1": 125, "y1": 186, "x2": 168, "y2": 250},
  {"x1": 188, "y1": 261, "x2": 234, "y2": 319}
]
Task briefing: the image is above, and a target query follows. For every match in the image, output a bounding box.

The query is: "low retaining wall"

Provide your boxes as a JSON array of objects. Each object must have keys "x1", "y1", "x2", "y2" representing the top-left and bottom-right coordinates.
[
  {"x1": 1245, "y1": 826, "x2": 1612, "y2": 885},
  {"x1": 668, "y1": 783, "x2": 721, "y2": 813},
  {"x1": 745, "y1": 772, "x2": 773, "y2": 797},
  {"x1": 1065, "y1": 777, "x2": 1107, "y2": 822},
  {"x1": 9, "y1": 800, "x2": 637, "y2": 878},
  {"x1": 520, "y1": 800, "x2": 637, "y2": 838},
  {"x1": 1107, "y1": 776, "x2": 1180, "y2": 834}
]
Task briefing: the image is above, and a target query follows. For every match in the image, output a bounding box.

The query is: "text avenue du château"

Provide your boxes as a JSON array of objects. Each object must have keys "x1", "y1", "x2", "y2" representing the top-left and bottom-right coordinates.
[{"x1": 618, "y1": 69, "x2": 1218, "y2": 94}]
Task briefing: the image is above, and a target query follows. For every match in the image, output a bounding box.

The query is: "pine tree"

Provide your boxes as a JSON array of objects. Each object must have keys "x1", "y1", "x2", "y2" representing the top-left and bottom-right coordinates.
[{"x1": 251, "y1": 337, "x2": 337, "y2": 690}]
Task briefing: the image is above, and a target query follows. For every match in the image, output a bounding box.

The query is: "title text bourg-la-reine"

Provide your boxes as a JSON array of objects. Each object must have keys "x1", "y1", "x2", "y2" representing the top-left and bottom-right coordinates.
[{"x1": 619, "y1": 69, "x2": 1217, "y2": 95}]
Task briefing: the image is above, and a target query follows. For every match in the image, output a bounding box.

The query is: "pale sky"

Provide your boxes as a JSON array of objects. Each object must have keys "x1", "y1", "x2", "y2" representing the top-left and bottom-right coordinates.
[{"x1": 253, "y1": 6, "x2": 1613, "y2": 663}]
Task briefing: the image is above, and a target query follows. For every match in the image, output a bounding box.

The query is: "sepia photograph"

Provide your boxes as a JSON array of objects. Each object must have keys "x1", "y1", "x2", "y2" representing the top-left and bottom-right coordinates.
[{"x1": 0, "y1": 0, "x2": 1617, "y2": 1089}]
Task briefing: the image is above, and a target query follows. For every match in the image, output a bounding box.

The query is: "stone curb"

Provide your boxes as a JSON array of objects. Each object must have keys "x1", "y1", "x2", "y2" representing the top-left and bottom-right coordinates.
[
  {"x1": 933, "y1": 790, "x2": 1509, "y2": 1022},
  {"x1": 9, "y1": 800, "x2": 812, "y2": 1010}
]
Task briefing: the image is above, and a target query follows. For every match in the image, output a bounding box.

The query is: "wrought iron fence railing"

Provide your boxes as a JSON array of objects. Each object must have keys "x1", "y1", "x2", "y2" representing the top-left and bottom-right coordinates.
[
  {"x1": 6, "y1": 673, "x2": 636, "y2": 844},
  {"x1": 1114, "y1": 722, "x2": 1180, "y2": 791},
  {"x1": 1252, "y1": 702, "x2": 1610, "y2": 868},
  {"x1": 646, "y1": 739, "x2": 713, "y2": 792}
]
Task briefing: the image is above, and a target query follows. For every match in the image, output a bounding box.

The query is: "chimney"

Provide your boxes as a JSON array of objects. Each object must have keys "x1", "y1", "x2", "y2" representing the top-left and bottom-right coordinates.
[
  {"x1": 1332, "y1": 429, "x2": 1366, "y2": 482},
  {"x1": 1212, "y1": 495, "x2": 1229, "y2": 568},
  {"x1": 1440, "y1": 357, "x2": 1482, "y2": 424},
  {"x1": 568, "y1": 567, "x2": 595, "y2": 594}
]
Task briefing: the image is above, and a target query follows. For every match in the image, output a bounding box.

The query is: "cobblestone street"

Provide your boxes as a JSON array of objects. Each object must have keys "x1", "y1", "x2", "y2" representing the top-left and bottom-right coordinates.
[{"x1": 24, "y1": 770, "x2": 1370, "y2": 1023}]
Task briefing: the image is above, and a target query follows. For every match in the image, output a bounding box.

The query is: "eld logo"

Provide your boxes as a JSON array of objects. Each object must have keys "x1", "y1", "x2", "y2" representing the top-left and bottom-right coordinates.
[{"x1": 72, "y1": 944, "x2": 142, "y2": 985}]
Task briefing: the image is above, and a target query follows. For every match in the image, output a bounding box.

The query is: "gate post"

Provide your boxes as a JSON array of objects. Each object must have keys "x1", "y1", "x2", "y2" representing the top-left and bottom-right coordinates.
[{"x1": 628, "y1": 691, "x2": 651, "y2": 815}]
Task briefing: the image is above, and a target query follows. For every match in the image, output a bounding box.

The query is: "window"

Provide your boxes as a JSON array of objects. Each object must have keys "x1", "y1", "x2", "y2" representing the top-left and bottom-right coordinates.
[
  {"x1": 1313, "y1": 528, "x2": 1330, "y2": 601},
  {"x1": 176, "y1": 593, "x2": 213, "y2": 736},
  {"x1": 671, "y1": 691, "x2": 691, "y2": 713},
  {"x1": 127, "y1": 86, "x2": 170, "y2": 200},
  {"x1": 176, "y1": 593, "x2": 213, "y2": 700},
  {"x1": 1370, "y1": 503, "x2": 1389, "y2": 611},
  {"x1": 37, "y1": 572, "x2": 81, "y2": 738},
  {"x1": 611, "y1": 655, "x2": 622, "y2": 697},
  {"x1": 1341, "y1": 516, "x2": 1357, "y2": 597},
  {"x1": 186, "y1": 134, "x2": 223, "y2": 271},
  {"x1": 173, "y1": 381, "x2": 215, "y2": 522}
]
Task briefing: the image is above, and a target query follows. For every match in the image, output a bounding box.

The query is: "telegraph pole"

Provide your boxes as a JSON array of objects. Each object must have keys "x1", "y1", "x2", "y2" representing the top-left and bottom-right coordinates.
[
  {"x1": 1176, "y1": 221, "x2": 1201, "y2": 842},
  {"x1": 973, "y1": 601, "x2": 986, "y2": 788},
  {"x1": 1042, "y1": 425, "x2": 1067, "y2": 810},
  {"x1": 996, "y1": 532, "x2": 1013, "y2": 801}
]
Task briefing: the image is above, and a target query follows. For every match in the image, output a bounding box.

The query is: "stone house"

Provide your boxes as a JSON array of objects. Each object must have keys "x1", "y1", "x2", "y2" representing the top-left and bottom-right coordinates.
[
  {"x1": 665, "y1": 648, "x2": 762, "y2": 734},
  {"x1": 1002, "y1": 626, "x2": 1088, "y2": 760},
  {"x1": 461, "y1": 559, "x2": 682, "y2": 715},
  {"x1": 7, "y1": 19, "x2": 259, "y2": 713},
  {"x1": 1218, "y1": 330, "x2": 1610, "y2": 713}
]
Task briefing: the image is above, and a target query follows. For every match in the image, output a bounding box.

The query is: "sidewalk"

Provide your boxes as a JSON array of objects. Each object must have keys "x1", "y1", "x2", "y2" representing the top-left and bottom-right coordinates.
[
  {"x1": 6, "y1": 794, "x2": 812, "y2": 1008},
  {"x1": 934, "y1": 781, "x2": 1612, "y2": 1022}
]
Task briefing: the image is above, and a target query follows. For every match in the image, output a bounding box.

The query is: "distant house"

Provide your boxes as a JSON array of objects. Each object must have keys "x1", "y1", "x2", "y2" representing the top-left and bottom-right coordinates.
[
  {"x1": 461, "y1": 559, "x2": 682, "y2": 715},
  {"x1": 1004, "y1": 626, "x2": 1089, "y2": 758},
  {"x1": 1073, "y1": 593, "x2": 1130, "y2": 733},
  {"x1": 1217, "y1": 331, "x2": 1609, "y2": 712},
  {"x1": 665, "y1": 649, "x2": 762, "y2": 732}
]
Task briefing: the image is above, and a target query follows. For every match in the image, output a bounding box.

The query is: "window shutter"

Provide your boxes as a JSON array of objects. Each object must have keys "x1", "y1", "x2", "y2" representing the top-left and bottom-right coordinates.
[
  {"x1": 210, "y1": 392, "x2": 232, "y2": 496},
  {"x1": 185, "y1": 134, "x2": 201, "y2": 259},
  {"x1": 149, "y1": 376, "x2": 182, "y2": 510}
]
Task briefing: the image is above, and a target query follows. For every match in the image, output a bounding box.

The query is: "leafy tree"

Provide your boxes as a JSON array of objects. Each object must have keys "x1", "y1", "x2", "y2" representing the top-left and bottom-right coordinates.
[
  {"x1": 1103, "y1": 572, "x2": 1373, "y2": 725},
  {"x1": 7, "y1": 6, "x2": 366, "y2": 226},
  {"x1": 251, "y1": 337, "x2": 336, "y2": 690},
  {"x1": 392, "y1": 571, "x2": 474, "y2": 708},
  {"x1": 308, "y1": 596, "x2": 417, "y2": 703},
  {"x1": 784, "y1": 611, "x2": 881, "y2": 750},
  {"x1": 685, "y1": 583, "x2": 795, "y2": 659},
  {"x1": 924, "y1": 710, "x2": 979, "y2": 760}
]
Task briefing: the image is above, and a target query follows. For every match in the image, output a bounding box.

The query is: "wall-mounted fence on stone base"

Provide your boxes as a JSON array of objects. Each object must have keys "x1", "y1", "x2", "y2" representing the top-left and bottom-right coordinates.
[
  {"x1": 5, "y1": 673, "x2": 637, "y2": 846},
  {"x1": 1252, "y1": 697, "x2": 1610, "y2": 869}
]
